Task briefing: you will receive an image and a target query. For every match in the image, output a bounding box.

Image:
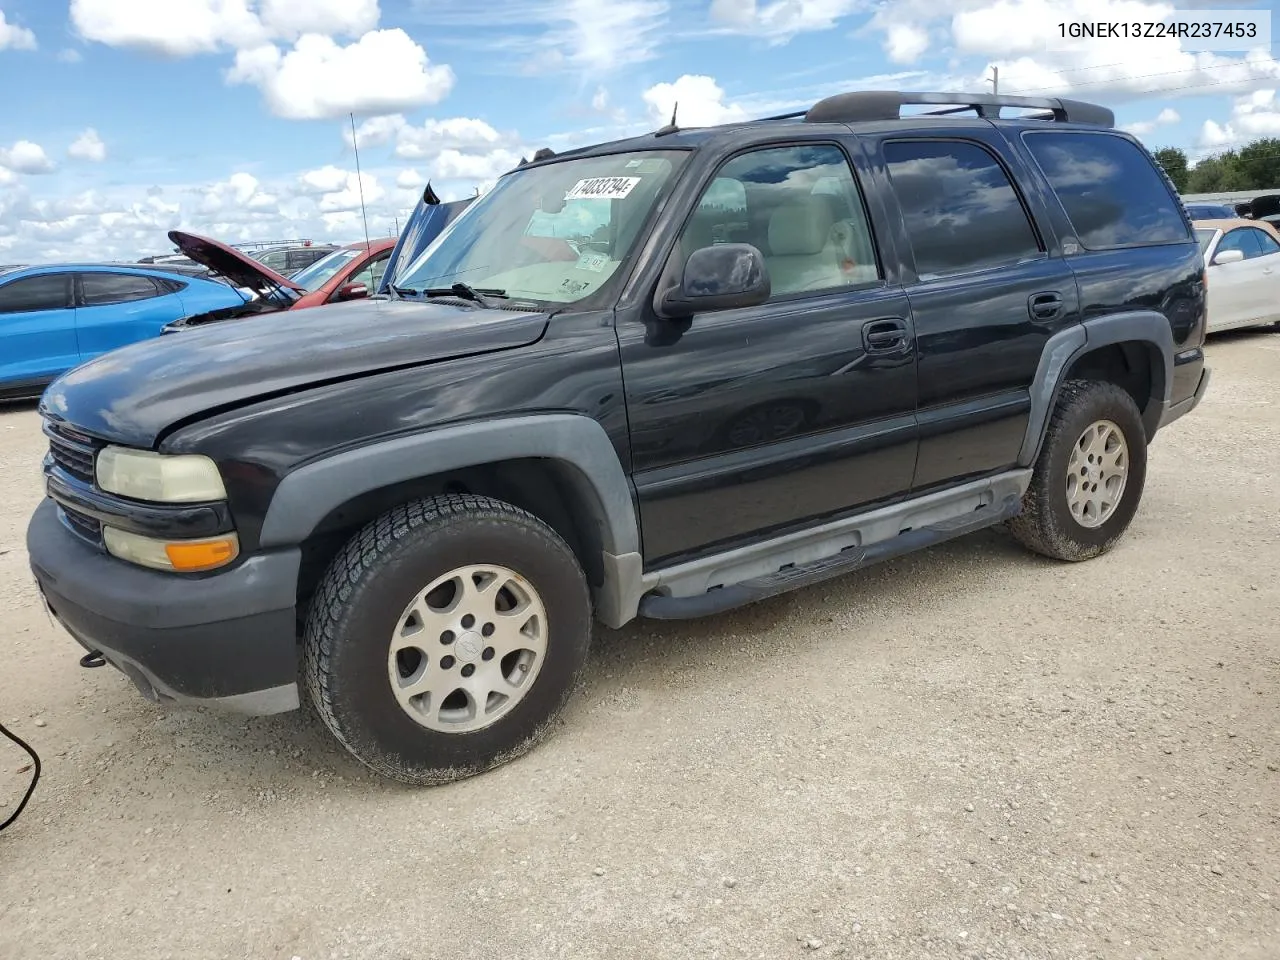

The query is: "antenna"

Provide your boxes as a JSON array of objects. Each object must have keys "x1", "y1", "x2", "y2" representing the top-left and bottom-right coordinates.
[
  {"x1": 670, "y1": 101, "x2": 678, "y2": 126},
  {"x1": 655, "y1": 101, "x2": 681, "y2": 138},
  {"x1": 350, "y1": 112, "x2": 372, "y2": 250}
]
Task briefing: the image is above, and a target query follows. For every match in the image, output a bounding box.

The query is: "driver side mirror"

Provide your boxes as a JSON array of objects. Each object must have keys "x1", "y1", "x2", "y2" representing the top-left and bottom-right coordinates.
[
  {"x1": 335, "y1": 282, "x2": 369, "y2": 302},
  {"x1": 660, "y1": 243, "x2": 771, "y2": 319}
]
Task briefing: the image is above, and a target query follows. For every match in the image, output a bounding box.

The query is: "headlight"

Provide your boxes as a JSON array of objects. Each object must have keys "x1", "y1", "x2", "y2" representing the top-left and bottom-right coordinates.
[
  {"x1": 103, "y1": 527, "x2": 240, "y2": 573},
  {"x1": 96, "y1": 446, "x2": 227, "y2": 502}
]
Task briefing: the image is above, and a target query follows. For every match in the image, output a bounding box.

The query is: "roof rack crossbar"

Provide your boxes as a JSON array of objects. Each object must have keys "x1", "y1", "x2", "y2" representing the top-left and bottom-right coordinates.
[
  {"x1": 753, "y1": 110, "x2": 808, "y2": 123},
  {"x1": 805, "y1": 90, "x2": 1114, "y2": 128}
]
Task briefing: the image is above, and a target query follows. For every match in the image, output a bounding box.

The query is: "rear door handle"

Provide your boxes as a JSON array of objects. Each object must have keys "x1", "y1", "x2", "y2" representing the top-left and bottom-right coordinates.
[
  {"x1": 863, "y1": 318, "x2": 909, "y2": 353},
  {"x1": 1029, "y1": 292, "x2": 1064, "y2": 322}
]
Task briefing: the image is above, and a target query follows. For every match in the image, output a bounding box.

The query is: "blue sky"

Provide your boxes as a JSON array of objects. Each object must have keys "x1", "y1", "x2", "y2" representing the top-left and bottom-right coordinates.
[{"x1": 1, "y1": 0, "x2": 1278, "y2": 262}]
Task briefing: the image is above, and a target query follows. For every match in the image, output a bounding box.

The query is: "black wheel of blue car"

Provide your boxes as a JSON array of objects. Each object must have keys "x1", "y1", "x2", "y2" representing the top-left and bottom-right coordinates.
[{"x1": 302, "y1": 494, "x2": 592, "y2": 786}]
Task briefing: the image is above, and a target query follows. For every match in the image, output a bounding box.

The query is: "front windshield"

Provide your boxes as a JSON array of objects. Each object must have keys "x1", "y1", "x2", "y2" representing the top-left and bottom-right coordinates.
[
  {"x1": 1195, "y1": 229, "x2": 1216, "y2": 253},
  {"x1": 397, "y1": 150, "x2": 688, "y2": 306},
  {"x1": 291, "y1": 247, "x2": 362, "y2": 291}
]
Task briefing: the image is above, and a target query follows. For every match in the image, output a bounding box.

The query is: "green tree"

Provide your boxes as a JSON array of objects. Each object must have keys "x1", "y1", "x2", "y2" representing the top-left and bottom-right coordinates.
[
  {"x1": 1154, "y1": 147, "x2": 1189, "y2": 192},
  {"x1": 1233, "y1": 138, "x2": 1280, "y2": 190},
  {"x1": 1186, "y1": 151, "x2": 1251, "y2": 193}
]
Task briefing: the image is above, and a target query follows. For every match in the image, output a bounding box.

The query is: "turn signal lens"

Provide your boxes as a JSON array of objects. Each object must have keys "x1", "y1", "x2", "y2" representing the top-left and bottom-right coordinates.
[
  {"x1": 103, "y1": 527, "x2": 239, "y2": 573},
  {"x1": 165, "y1": 537, "x2": 240, "y2": 572}
]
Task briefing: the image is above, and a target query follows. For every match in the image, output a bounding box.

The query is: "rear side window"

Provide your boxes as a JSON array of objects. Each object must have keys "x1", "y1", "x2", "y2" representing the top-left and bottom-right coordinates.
[
  {"x1": 1024, "y1": 132, "x2": 1190, "y2": 250},
  {"x1": 0, "y1": 274, "x2": 70, "y2": 313},
  {"x1": 81, "y1": 273, "x2": 163, "y2": 306},
  {"x1": 883, "y1": 139, "x2": 1042, "y2": 280}
]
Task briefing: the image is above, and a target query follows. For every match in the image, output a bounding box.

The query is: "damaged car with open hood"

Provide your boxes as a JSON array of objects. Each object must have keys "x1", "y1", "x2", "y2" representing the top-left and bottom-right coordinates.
[{"x1": 160, "y1": 184, "x2": 474, "y2": 333}]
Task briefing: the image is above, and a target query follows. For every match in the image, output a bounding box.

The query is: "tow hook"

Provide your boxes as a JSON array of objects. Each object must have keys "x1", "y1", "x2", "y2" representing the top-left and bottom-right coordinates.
[{"x1": 79, "y1": 650, "x2": 107, "y2": 669}]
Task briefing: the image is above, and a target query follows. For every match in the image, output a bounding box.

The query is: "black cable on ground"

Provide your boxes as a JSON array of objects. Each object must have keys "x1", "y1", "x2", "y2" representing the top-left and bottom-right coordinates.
[{"x1": 0, "y1": 721, "x2": 40, "y2": 833}]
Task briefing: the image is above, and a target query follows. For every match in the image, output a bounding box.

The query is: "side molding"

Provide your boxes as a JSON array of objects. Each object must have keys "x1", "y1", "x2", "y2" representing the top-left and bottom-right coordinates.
[
  {"x1": 1018, "y1": 311, "x2": 1174, "y2": 466},
  {"x1": 258, "y1": 414, "x2": 642, "y2": 561}
]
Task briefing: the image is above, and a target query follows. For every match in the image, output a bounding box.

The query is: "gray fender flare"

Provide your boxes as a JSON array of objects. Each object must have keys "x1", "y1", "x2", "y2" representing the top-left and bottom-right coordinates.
[
  {"x1": 258, "y1": 414, "x2": 644, "y2": 628},
  {"x1": 1018, "y1": 311, "x2": 1174, "y2": 466}
]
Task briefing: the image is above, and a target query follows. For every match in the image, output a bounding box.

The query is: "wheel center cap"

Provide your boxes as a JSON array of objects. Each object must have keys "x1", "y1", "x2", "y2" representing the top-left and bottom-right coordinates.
[{"x1": 455, "y1": 631, "x2": 483, "y2": 664}]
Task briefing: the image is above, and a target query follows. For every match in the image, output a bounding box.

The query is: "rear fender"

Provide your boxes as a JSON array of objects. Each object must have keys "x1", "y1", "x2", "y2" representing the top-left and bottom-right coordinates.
[{"x1": 1018, "y1": 310, "x2": 1174, "y2": 466}]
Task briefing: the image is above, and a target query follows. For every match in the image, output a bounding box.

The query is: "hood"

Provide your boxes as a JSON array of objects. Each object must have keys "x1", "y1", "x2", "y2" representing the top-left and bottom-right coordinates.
[
  {"x1": 168, "y1": 230, "x2": 306, "y2": 297},
  {"x1": 40, "y1": 298, "x2": 549, "y2": 448},
  {"x1": 1250, "y1": 194, "x2": 1280, "y2": 220},
  {"x1": 379, "y1": 184, "x2": 475, "y2": 295}
]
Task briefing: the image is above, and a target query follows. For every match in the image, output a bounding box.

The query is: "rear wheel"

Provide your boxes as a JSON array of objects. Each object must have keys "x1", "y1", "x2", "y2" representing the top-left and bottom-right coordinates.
[
  {"x1": 302, "y1": 494, "x2": 592, "y2": 785},
  {"x1": 1009, "y1": 379, "x2": 1148, "y2": 562}
]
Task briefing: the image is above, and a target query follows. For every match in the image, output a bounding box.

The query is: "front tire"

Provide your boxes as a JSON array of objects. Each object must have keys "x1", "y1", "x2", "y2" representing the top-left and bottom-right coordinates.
[
  {"x1": 1009, "y1": 379, "x2": 1148, "y2": 562},
  {"x1": 302, "y1": 494, "x2": 592, "y2": 786}
]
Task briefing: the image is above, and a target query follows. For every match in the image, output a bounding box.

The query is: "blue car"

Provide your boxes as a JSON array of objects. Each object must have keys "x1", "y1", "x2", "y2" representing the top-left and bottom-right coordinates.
[{"x1": 0, "y1": 262, "x2": 247, "y2": 398}]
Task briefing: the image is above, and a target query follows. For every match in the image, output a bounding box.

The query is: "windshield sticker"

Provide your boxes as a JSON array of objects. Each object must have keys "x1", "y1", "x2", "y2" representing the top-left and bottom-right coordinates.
[
  {"x1": 564, "y1": 176, "x2": 641, "y2": 201},
  {"x1": 561, "y1": 278, "x2": 591, "y2": 295},
  {"x1": 625, "y1": 159, "x2": 644, "y2": 168},
  {"x1": 575, "y1": 251, "x2": 609, "y2": 273}
]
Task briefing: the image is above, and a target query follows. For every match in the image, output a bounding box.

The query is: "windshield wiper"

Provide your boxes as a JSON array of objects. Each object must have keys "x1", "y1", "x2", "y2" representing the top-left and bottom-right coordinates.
[
  {"x1": 389, "y1": 284, "x2": 417, "y2": 299},
  {"x1": 422, "y1": 283, "x2": 507, "y2": 307}
]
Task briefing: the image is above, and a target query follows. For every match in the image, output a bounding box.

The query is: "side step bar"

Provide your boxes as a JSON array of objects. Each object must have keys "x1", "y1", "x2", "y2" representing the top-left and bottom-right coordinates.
[{"x1": 637, "y1": 478, "x2": 1027, "y2": 621}]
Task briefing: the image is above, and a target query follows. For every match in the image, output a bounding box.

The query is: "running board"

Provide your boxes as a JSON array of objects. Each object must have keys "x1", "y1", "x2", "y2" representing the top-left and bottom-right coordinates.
[{"x1": 636, "y1": 471, "x2": 1029, "y2": 621}]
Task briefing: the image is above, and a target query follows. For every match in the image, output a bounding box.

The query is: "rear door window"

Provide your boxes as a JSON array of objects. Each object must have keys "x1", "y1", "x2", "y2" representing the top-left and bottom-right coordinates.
[
  {"x1": 1023, "y1": 132, "x2": 1190, "y2": 250},
  {"x1": 883, "y1": 139, "x2": 1043, "y2": 280},
  {"x1": 0, "y1": 274, "x2": 71, "y2": 313},
  {"x1": 81, "y1": 273, "x2": 163, "y2": 306}
]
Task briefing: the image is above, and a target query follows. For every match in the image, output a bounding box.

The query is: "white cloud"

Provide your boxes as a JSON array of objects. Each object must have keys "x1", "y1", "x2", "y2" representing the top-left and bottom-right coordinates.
[
  {"x1": 296, "y1": 165, "x2": 385, "y2": 213},
  {"x1": 1122, "y1": 106, "x2": 1181, "y2": 136},
  {"x1": 426, "y1": 0, "x2": 668, "y2": 75},
  {"x1": 200, "y1": 172, "x2": 278, "y2": 214},
  {"x1": 709, "y1": 0, "x2": 861, "y2": 43},
  {"x1": 432, "y1": 148, "x2": 522, "y2": 181},
  {"x1": 257, "y1": 0, "x2": 379, "y2": 40},
  {"x1": 396, "y1": 168, "x2": 425, "y2": 190},
  {"x1": 884, "y1": 24, "x2": 929, "y2": 64},
  {"x1": 57, "y1": 47, "x2": 84, "y2": 63},
  {"x1": 395, "y1": 117, "x2": 504, "y2": 159},
  {"x1": 70, "y1": 0, "x2": 265, "y2": 56},
  {"x1": 298, "y1": 164, "x2": 350, "y2": 193},
  {"x1": 0, "y1": 9, "x2": 36, "y2": 50},
  {"x1": 643, "y1": 75, "x2": 749, "y2": 127},
  {"x1": 1200, "y1": 89, "x2": 1280, "y2": 149},
  {"x1": 0, "y1": 140, "x2": 55, "y2": 175},
  {"x1": 591, "y1": 86, "x2": 610, "y2": 112},
  {"x1": 227, "y1": 29, "x2": 454, "y2": 120},
  {"x1": 68, "y1": 128, "x2": 107, "y2": 162},
  {"x1": 346, "y1": 113, "x2": 406, "y2": 149},
  {"x1": 863, "y1": 0, "x2": 1280, "y2": 104}
]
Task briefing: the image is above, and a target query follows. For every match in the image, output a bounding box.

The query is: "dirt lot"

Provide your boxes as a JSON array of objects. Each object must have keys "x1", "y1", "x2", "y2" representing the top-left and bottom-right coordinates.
[{"x1": 1, "y1": 332, "x2": 1277, "y2": 960}]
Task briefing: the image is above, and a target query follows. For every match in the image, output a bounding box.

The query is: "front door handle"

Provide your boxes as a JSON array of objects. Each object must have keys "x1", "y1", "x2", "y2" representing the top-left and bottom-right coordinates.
[
  {"x1": 1029, "y1": 292, "x2": 1064, "y2": 322},
  {"x1": 863, "y1": 318, "x2": 908, "y2": 353}
]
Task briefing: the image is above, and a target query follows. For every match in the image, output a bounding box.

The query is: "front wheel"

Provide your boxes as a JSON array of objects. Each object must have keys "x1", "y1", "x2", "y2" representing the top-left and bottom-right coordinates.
[
  {"x1": 302, "y1": 494, "x2": 592, "y2": 785},
  {"x1": 1009, "y1": 379, "x2": 1148, "y2": 562}
]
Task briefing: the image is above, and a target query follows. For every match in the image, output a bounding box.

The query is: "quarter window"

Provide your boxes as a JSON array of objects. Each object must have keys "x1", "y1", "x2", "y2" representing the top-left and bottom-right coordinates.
[
  {"x1": 883, "y1": 139, "x2": 1042, "y2": 280},
  {"x1": 0, "y1": 274, "x2": 70, "y2": 313},
  {"x1": 678, "y1": 144, "x2": 880, "y2": 299},
  {"x1": 1024, "y1": 132, "x2": 1190, "y2": 250},
  {"x1": 81, "y1": 273, "x2": 162, "y2": 306},
  {"x1": 1247, "y1": 227, "x2": 1280, "y2": 257}
]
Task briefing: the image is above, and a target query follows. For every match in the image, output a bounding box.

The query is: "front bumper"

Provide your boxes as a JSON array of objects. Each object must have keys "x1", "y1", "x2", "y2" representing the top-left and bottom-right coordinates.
[{"x1": 26, "y1": 498, "x2": 302, "y2": 715}]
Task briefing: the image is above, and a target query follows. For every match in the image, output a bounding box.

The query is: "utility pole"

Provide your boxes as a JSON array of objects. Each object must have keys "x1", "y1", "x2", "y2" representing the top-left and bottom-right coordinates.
[{"x1": 988, "y1": 66, "x2": 999, "y2": 96}]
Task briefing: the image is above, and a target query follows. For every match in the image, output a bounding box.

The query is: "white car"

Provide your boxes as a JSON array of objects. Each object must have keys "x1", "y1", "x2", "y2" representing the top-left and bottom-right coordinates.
[{"x1": 1194, "y1": 218, "x2": 1280, "y2": 333}]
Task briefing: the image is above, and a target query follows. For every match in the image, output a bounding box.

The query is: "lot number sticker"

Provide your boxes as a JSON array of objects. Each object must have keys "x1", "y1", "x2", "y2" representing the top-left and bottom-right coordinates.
[
  {"x1": 565, "y1": 176, "x2": 641, "y2": 201},
  {"x1": 575, "y1": 251, "x2": 610, "y2": 273}
]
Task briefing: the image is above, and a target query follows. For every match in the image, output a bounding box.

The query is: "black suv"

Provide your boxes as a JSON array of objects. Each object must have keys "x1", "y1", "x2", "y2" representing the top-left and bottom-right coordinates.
[{"x1": 27, "y1": 91, "x2": 1210, "y2": 785}]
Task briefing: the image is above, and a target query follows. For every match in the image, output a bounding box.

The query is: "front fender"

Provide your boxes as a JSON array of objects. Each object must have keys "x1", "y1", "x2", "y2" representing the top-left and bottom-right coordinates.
[{"x1": 257, "y1": 414, "x2": 645, "y2": 627}]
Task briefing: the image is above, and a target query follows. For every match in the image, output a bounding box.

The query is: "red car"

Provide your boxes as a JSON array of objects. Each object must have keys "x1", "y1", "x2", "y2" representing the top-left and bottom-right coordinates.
[{"x1": 160, "y1": 231, "x2": 397, "y2": 332}]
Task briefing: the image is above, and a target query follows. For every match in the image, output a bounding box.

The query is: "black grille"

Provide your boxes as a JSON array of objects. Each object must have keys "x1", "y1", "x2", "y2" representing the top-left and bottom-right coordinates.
[
  {"x1": 43, "y1": 421, "x2": 102, "y2": 484},
  {"x1": 59, "y1": 506, "x2": 103, "y2": 545}
]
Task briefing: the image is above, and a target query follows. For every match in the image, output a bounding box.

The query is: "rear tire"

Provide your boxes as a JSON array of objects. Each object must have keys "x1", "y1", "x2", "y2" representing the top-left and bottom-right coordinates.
[
  {"x1": 302, "y1": 494, "x2": 592, "y2": 786},
  {"x1": 1009, "y1": 379, "x2": 1148, "y2": 562}
]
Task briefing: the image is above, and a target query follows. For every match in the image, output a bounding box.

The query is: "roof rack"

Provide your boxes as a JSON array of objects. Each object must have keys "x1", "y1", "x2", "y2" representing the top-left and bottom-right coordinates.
[{"x1": 804, "y1": 91, "x2": 1114, "y2": 128}]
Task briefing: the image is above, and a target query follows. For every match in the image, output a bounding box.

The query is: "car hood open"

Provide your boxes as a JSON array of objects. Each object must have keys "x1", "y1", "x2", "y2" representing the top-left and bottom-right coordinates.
[
  {"x1": 168, "y1": 230, "x2": 306, "y2": 297},
  {"x1": 40, "y1": 298, "x2": 549, "y2": 448}
]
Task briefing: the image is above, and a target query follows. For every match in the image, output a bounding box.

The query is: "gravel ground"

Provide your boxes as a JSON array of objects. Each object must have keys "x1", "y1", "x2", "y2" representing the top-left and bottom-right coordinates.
[{"x1": 1, "y1": 332, "x2": 1277, "y2": 960}]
